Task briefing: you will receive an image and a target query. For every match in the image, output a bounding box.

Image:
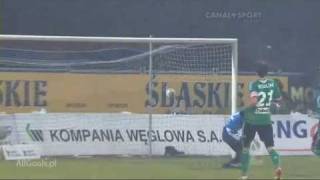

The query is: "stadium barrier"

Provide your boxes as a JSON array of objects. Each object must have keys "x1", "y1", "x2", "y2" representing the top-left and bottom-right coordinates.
[{"x1": 0, "y1": 113, "x2": 318, "y2": 157}]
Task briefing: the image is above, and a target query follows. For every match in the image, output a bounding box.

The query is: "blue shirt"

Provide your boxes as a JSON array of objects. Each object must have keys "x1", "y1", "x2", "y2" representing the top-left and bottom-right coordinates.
[{"x1": 224, "y1": 111, "x2": 244, "y2": 134}]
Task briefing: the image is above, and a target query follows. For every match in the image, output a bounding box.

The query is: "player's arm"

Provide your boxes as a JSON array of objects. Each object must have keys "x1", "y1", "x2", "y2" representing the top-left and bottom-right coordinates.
[
  {"x1": 248, "y1": 81, "x2": 258, "y2": 107},
  {"x1": 249, "y1": 91, "x2": 258, "y2": 107},
  {"x1": 272, "y1": 80, "x2": 283, "y2": 108}
]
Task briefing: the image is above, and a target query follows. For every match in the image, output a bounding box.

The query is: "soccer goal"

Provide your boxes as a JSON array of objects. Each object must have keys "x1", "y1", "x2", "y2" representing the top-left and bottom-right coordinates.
[{"x1": 0, "y1": 34, "x2": 238, "y2": 157}]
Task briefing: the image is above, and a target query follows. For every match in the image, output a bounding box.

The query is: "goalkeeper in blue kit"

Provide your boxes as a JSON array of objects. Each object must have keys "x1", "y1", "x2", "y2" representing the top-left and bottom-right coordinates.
[{"x1": 222, "y1": 111, "x2": 244, "y2": 168}]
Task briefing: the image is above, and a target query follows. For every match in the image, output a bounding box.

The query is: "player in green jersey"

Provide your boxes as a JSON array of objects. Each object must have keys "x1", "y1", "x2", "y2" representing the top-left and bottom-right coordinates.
[
  {"x1": 310, "y1": 68, "x2": 320, "y2": 156},
  {"x1": 240, "y1": 62, "x2": 282, "y2": 180},
  {"x1": 311, "y1": 86, "x2": 320, "y2": 156}
]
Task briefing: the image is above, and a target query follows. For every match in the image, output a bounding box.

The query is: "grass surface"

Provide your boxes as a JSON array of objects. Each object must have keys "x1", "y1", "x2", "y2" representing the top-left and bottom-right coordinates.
[{"x1": 0, "y1": 156, "x2": 319, "y2": 179}]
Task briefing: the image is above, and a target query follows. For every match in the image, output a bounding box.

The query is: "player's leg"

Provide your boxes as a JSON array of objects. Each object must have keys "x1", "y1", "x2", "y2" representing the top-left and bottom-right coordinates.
[
  {"x1": 222, "y1": 127, "x2": 242, "y2": 168},
  {"x1": 241, "y1": 123, "x2": 256, "y2": 178},
  {"x1": 257, "y1": 124, "x2": 282, "y2": 179},
  {"x1": 233, "y1": 140, "x2": 242, "y2": 164},
  {"x1": 316, "y1": 126, "x2": 320, "y2": 156},
  {"x1": 222, "y1": 127, "x2": 234, "y2": 167},
  {"x1": 311, "y1": 120, "x2": 320, "y2": 156}
]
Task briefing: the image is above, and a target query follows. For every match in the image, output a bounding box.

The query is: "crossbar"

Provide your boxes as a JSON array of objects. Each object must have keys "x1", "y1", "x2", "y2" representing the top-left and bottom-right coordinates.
[{"x1": 0, "y1": 34, "x2": 237, "y2": 44}]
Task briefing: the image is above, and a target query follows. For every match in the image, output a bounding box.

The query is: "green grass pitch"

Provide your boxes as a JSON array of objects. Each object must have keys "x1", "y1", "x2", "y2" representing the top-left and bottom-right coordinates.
[{"x1": 0, "y1": 156, "x2": 319, "y2": 179}]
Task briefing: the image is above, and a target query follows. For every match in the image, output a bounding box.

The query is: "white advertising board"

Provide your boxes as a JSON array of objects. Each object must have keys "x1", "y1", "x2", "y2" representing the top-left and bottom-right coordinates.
[{"x1": 1, "y1": 113, "x2": 318, "y2": 156}]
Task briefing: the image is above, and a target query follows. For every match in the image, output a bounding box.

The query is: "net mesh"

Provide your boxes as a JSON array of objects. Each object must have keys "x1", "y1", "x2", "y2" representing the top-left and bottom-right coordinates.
[
  {"x1": 154, "y1": 44, "x2": 232, "y2": 74},
  {"x1": 0, "y1": 42, "x2": 232, "y2": 74},
  {"x1": 0, "y1": 38, "x2": 236, "y2": 157}
]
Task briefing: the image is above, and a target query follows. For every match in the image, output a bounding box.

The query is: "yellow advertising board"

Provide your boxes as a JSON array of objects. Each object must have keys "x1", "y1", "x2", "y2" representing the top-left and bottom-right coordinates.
[{"x1": 0, "y1": 72, "x2": 288, "y2": 114}]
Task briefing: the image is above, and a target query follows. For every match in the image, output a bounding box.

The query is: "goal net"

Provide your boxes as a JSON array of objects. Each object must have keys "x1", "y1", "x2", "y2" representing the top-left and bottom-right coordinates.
[{"x1": 0, "y1": 35, "x2": 237, "y2": 157}]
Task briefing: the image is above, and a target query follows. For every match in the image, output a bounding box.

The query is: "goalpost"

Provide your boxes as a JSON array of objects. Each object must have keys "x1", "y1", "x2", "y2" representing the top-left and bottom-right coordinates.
[{"x1": 0, "y1": 34, "x2": 238, "y2": 157}]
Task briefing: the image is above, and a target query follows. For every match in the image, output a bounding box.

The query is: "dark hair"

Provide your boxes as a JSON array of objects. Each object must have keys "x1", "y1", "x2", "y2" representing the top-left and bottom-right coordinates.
[{"x1": 256, "y1": 62, "x2": 268, "y2": 77}]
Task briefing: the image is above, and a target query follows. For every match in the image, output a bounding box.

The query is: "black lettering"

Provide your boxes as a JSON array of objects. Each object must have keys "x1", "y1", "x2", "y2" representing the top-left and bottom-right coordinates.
[
  {"x1": 34, "y1": 81, "x2": 47, "y2": 106},
  {"x1": 208, "y1": 83, "x2": 222, "y2": 108},
  {"x1": 186, "y1": 130, "x2": 194, "y2": 142},
  {"x1": 115, "y1": 130, "x2": 124, "y2": 142},
  {"x1": 92, "y1": 129, "x2": 101, "y2": 142},
  {"x1": 82, "y1": 129, "x2": 90, "y2": 141},
  {"x1": 71, "y1": 129, "x2": 83, "y2": 141},
  {"x1": 177, "y1": 82, "x2": 191, "y2": 107},
  {"x1": 293, "y1": 120, "x2": 307, "y2": 138},
  {"x1": 164, "y1": 130, "x2": 174, "y2": 142},
  {"x1": 210, "y1": 130, "x2": 219, "y2": 142},
  {"x1": 277, "y1": 121, "x2": 290, "y2": 138},
  {"x1": 139, "y1": 129, "x2": 148, "y2": 143},
  {"x1": 224, "y1": 82, "x2": 230, "y2": 108},
  {"x1": 172, "y1": 130, "x2": 185, "y2": 142},
  {"x1": 100, "y1": 129, "x2": 112, "y2": 141},
  {"x1": 193, "y1": 82, "x2": 206, "y2": 108},
  {"x1": 60, "y1": 129, "x2": 70, "y2": 142},
  {"x1": 24, "y1": 81, "x2": 31, "y2": 106},
  {"x1": 147, "y1": 130, "x2": 156, "y2": 142},
  {"x1": 237, "y1": 83, "x2": 245, "y2": 107},
  {"x1": 126, "y1": 129, "x2": 139, "y2": 141},
  {"x1": 197, "y1": 130, "x2": 206, "y2": 142},
  {"x1": 50, "y1": 130, "x2": 59, "y2": 142},
  {"x1": 6, "y1": 80, "x2": 21, "y2": 106},
  {"x1": 161, "y1": 82, "x2": 174, "y2": 107},
  {"x1": 0, "y1": 81, "x2": 3, "y2": 104},
  {"x1": 157, "y1": 130, "x2": 165, "y2": 142}
]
